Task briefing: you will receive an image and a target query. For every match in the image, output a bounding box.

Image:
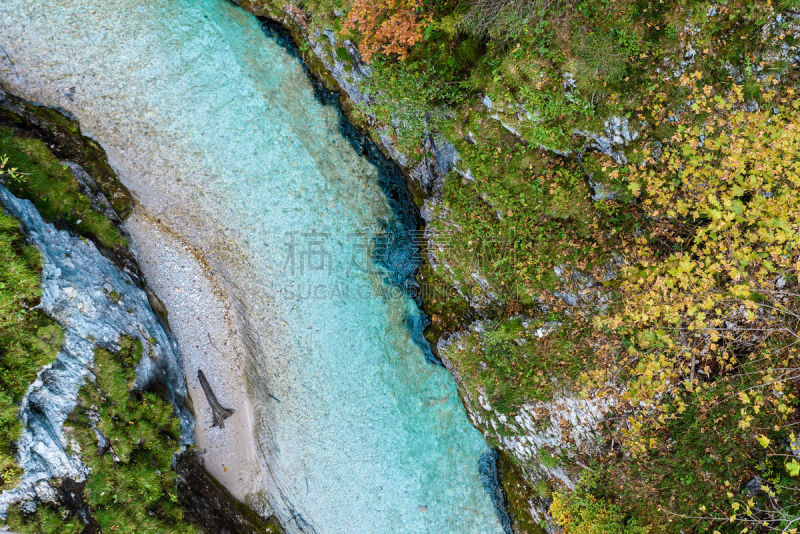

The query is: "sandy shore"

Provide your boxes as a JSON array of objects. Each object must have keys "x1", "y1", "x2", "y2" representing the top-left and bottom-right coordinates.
[{"x1": 125, "y1": 210, "x2": 268, "y2": 511}]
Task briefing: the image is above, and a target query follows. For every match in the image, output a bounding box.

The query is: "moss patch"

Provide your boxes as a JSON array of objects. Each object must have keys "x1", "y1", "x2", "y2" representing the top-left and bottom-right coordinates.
[
  {"x1": 0, "y1": 210, "x2": 62, "y2": 491},
  {"x1": 0, "y1": 129, "x2": 125, "y2": 250},
  {"x1": 0, "y1": 92, "x2": 132, "y2": 220},
  {"x1": 6, "y1": 502, "x2": 83, "y2": 534},
  {"x1": 498, "y1": 452, "x2": 543, "y2": 534}
]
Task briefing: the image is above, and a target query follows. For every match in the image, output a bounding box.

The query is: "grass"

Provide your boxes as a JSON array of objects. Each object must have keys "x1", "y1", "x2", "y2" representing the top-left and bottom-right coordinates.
[
  {"x1": 0, "y1": 210, "x2": 62, "y2": 491},
  {"x1": 0, "y1": 128, "x2": 126, "y2": 250}
]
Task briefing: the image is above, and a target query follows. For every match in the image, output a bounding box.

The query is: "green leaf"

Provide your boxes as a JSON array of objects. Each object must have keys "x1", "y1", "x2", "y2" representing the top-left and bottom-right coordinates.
[{"x1": 787, "y1": 459, "x2": 800, "y2": 477}]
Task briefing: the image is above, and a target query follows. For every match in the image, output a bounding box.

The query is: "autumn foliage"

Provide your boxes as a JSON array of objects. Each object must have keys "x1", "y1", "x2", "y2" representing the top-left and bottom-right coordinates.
[
  {"x1": 609, "y1": 78, "x2": 800, "y2": 433},
  {"x1": 344, "y1": 0, "x2": 429, "y2": 62},
  {"x1": 584, "y1": 77, "x2": 800, "y2": 529}
]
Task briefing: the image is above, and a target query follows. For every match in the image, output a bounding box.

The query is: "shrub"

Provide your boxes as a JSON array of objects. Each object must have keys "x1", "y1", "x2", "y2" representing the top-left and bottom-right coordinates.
[
  {"x1": 551, "y1": 472, "x2": 648, "y2": 534},
  {"x1": 344, "y1": 0, "x2": 430, "y2": 61},
  {"x1": 595, "y1": 79, "x2": 800, "y2": 530}
]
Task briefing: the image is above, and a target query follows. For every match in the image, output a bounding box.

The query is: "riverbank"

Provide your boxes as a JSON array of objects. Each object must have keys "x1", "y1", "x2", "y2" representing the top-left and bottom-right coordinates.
[
  {"x1": 0, "y1": 1, "x2": 507, "y2": 532},
  {"x1": 126, "y1": 210, "x2": 269, "y2": 508},
  {"x1": 0, "y1": 86, "x2": 282, "y2": 532}
]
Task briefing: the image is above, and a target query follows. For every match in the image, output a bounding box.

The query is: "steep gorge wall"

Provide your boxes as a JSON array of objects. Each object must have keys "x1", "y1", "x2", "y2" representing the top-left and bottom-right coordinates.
[{"x1": 227, "y1": 4, "x2": 603, "y2": 530}]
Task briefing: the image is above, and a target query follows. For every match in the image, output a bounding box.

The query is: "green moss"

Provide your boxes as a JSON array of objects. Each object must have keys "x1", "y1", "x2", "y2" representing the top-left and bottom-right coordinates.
[
  {"x1": 0, "y1": 129, "x2": 126, "y2": 249},
  {"x1": 497, "y1": 452, "x2": 544, "y2": 534},
  {"x1": 444, "y1": 313, "x2": 594, "y2": 413},
  {"x1": 537, "y1": 449, "x2": 559, "y2": 469},
  {"x1": 335, "y1": 46, "x2": 351, "y2": 61},
  {"x1": 428, "y1": 121, "x2": 627, "y2": 316},
  {"x1": 0, "y1": 210, "x2": 62, "y2": 490},
  {"x1": 72, "y1": 339, "x2": 193, "y2": 533},
  {"x1": 419, "y1": 256, "x2": 474, "y2": 343},
  {"x1": 0, "y1": 94, "x2": 133, "y2": 220}
]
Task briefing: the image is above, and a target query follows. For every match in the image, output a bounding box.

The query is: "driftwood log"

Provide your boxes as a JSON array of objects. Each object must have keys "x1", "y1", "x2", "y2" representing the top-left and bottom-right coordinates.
[{"x1": 197, "y1": 369, "x2": 235, "y2": 428}]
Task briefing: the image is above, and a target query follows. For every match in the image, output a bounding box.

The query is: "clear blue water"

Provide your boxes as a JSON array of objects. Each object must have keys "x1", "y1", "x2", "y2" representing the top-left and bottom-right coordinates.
[{"x1": 0, "y1": 1, "x2": 504, "y2": 532}]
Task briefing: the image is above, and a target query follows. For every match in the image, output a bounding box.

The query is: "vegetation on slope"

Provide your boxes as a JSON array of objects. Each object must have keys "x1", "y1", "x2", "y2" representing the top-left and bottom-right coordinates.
[
  {"x1": 0, "y1": 128, "x2": 125, "y2": 249},
  {"x1": 577, "y1": 74, "x2": 800, "y2": 533},
  {"x1": 0, "y1": 90, "x2": 133, "y2": 222},
  {"x1": 0, "y1": 161, "x2": 62, "y2": 491},
  {"x1": 8, "y1": 338, "x2": 197, "y2": 533},
  {"x1": 70, "y1": 340, "x2": 193, "y2": 532},
  {"x1": 242, "y1": 0, "x2": 800, "y2": 531}
]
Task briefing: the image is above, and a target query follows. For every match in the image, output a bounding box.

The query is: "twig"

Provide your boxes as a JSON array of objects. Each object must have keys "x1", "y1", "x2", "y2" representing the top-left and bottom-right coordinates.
[{"x1": 0, "y1": 43, "x2": 19, "y2": 81}]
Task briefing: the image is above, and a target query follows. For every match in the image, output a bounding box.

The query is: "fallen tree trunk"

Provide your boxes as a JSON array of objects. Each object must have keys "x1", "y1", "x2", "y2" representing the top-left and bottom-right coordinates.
[{"x1": 197, "y1": 369, "x2": 235, "y2": 428}]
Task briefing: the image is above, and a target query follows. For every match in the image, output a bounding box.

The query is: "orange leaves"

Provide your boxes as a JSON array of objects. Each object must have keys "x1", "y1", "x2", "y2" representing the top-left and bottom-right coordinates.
[{"x1": 344, "y1": 0, "x2": 428, "y2": 62}]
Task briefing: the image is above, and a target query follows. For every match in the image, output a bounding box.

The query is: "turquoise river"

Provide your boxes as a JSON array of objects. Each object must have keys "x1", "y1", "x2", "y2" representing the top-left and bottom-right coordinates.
[{"x1": 0, "y1": 0, "x2": 505, "y2": 532}]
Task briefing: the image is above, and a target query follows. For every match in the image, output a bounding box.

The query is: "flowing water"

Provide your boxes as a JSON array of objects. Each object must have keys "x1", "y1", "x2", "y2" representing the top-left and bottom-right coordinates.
[{"x1": 0, "y1": 1, "x2": 504, "y2": 532}]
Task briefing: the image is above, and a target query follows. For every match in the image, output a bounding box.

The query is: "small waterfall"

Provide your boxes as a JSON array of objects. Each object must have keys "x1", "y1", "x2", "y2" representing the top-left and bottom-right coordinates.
[{"x1": 0, "y1": 185, "x2": 192, "y2": 515}]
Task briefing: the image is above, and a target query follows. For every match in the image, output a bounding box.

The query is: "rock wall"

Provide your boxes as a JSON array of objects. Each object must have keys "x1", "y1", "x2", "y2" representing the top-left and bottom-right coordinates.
[{"x1": 0, "y1": 184, "x2": 192, "y2": 515}]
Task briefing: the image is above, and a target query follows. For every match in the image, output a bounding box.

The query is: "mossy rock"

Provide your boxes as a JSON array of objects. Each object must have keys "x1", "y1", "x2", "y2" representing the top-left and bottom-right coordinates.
[
  {"x1": 0, "y1": 90, "x2": 132, "y2": 219},
  {"x1": 498, "y1": 452, "x2": 544, "y2": 534},
  {"x1": 0, "y1": 128, "x2": 126, "y2": 250},
  {"x1": 0, "y1": 210, "x2": 63, "y2": 492}
]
